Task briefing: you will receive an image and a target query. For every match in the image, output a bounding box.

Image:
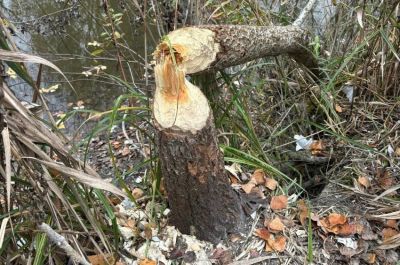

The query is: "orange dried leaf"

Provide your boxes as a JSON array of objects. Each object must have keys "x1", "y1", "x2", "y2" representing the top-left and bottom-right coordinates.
[
  {"x1": 335, "y1": 104, "x2": 343, "y2": 113},
  {"x1": 358, "y1": 176, "x2": 370, "y2": 188},
  {"x1": 385, "y1": 219, "x2": 398, "y2": 230},
  {"x1": 241, "y1": 180, "x2": 257, "y2": 194},
  {"x1": 268, "y1": 217, "x2": 285, "y2": 232},
  {"x1": 378, "y1": 171, "x2": 395, "y2": 189},
  {"x1": 254, "y1": 228, "x2": 271, "y2": 241},
  {"x1": 327, "y1": 213, "x2": 347, "y2": 227},
  {"x1": 88, "y1": 254, "x2": 115, "y2": 265},
  {"x1": 132, "y1": 188, "x2": 144, "y2": 199},
  {"x1": 310, "y1": 140, "x2": 324, "y2": 155},
  {"x1": 382, "y1": 228, "x2": 399, "y2": 241},
  {"x1": 297, "y1": 200, "x2": 309, "y2": 226},
  {"x1": 361, "y1": 253, "x2": 376, "y2": 264},
  {"x1": 138, "y1": 259, "x2": 156, "y2": 265},
  {"x1": 270, "y1": 195, "x2": 288, "y2": 211},
  {"x1": 336, "y1": 223, "x2": 358, "y2": 236},
  {"x1": 394, "y1": 146, "x2": 400, "y2": 156},
  {"x1": 266, "y1": 235, "x2": 286, "y2": 252},
  {"x1": 265, "y1": 178, "x2": 278, "y2": 190},
  {"x1": 251, "y1": 169, "x2": 265, "y2": 185}
]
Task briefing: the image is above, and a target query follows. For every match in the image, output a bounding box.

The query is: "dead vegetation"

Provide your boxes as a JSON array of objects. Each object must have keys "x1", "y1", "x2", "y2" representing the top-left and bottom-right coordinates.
[{"x1": 1, "y1": 0, "x2": 400, "y2": 264}]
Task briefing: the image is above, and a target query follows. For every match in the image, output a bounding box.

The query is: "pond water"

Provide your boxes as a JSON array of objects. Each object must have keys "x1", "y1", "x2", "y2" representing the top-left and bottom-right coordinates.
[
  {"x1": 2, "y1": 0, "x2": 335, "y2": 135},
  {"x1": 2, "y1": 0, "x2": 158, "y2": 134}
]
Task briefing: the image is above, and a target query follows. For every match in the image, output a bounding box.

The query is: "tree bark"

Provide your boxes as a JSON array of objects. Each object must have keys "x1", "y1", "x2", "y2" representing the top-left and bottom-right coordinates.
[
  {"x1": 153, "y1": 24, "x2": 318, "y2": 243},
  {"x1": 154, "y1": 25, "x2": 319, "y2": 76}
]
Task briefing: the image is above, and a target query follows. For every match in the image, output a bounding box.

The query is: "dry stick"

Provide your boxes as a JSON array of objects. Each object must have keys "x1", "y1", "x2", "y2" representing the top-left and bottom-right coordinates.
[
  {"x1": 38, "y1": 223, "x2": 91, "y2": 265},
  {"x1": 293, "y1": 0, "x2": 318, "y2": 27}
]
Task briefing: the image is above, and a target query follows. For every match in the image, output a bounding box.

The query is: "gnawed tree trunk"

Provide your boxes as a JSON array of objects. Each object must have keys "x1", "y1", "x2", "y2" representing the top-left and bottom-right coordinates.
[{"x1": 153, "y1": 24, "x2": 317, "y2": 243}]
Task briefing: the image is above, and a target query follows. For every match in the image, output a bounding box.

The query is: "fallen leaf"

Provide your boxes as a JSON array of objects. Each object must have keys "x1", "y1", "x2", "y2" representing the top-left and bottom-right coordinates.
[
  {"x1": 382, "y1": 228, "x2": 399, "y2": 241},
  {"x1": 357, "y1": 176, "x2": 370, "y2": 188},
  {"x1": 310, "y1": 140, "x2": 325, "y2": 155},
  {"x1": 385, "y1": 220, "x2": 398, "y2": 230},
  {"x1": 251, "y1": 169, "x2": 265, "y2": 185},
  {"x1": 254, "y1": 228, "x2": 270, "y2": 241},
  {"x1": 266, "y1": 235, "x2": 286, "y2": 252},
  {"x1": 112, "y1": 141, "x2": 121, "y2": 149},
  {"x1": 121, "y1": 146, "x2": 130, "y2": 156},
  {"x1": 270, "y1": 195, "x2": 288, "y2": 211},
  {"x1": 335, "y1": 104, "x2": 343, "y2": 113},
  {"x1": 132, "y1": 188, "x2": 144, "y2": 199},
  {"x1": 88, "y1": 254, "x2": 115, "y2": 265},
  {"x1": 335, "y1": 223, "x2": 358, "y2": 236},
  {"x1": 297, "y1": 200, "x2": 309, "y2": 225},
  {"x1": 241, "y1": 179, "x2": 257, "y2": 194},
  {"x1": 327, "y1": 213, "x2": 347, "y2": 226},
  {"x1": 395, "y1": 147, "x2": 400, "y2": 157},
  {"x1": 267, "y1": 217, "x2": 285, "y2": 232},
  {"x1": 377, "y1": 171, "x2": 395, "y2": 190},
  {"x1": 360, "y1": 253, "x2": 376, "y2": 264},
  {"x1": 265, "y1": 178, "x2": 278, "y2": 190},
  {"x1": 138, "y1": 259, "x2": 156, "y2": 265}
]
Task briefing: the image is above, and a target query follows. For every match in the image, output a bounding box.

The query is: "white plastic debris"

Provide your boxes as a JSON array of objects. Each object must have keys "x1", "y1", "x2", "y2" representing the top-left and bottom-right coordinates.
[
  {"x1": 294, "y1": 135, "x2": 313, "y2": 151},
  {"x1": 387, "y1": 145, "x2": 394, "y2": 156},
  {"x1": 337, "y1": 237, "x2": 358, "y2": 250},
  {"x1": 342, "y1": 84, "x2": 354, "y2": 102}
]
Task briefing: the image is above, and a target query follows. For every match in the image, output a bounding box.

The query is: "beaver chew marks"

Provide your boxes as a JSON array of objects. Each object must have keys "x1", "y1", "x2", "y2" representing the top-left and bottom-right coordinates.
[{"x1": 153, "y1": 36, "x2": 212, "y2": 133}]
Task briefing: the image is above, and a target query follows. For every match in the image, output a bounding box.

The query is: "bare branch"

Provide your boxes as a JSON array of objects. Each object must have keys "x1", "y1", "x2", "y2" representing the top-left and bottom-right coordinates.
[
  {"x1": 38, "y1": 223, "x2": 91, "y2": 265},
  {"x1": 293, "y1": 0, "x2": 318, "y2": 27}
]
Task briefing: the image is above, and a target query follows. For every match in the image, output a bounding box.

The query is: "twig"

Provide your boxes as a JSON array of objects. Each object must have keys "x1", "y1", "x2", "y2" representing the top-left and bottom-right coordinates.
[
  {"x1": 38, "y1": 223, "x2": 91, "y2": 265},
  {"x1": 228, "y1": 255, "x2": 284, "y2": 265},
  {"x1": 293, "y1": 0, "x2": 317, "y2": 27}
]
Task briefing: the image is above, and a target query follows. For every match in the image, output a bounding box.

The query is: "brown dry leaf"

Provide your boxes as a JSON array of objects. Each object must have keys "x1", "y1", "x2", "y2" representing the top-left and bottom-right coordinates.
[
  {"x1": 361, "y1": 253, "x2": 376, "y2": 264},
  {"x1": 76, "y1": 100, "x2": 85, "y2": 107},
  {"x1": 254, "y1": 228, "x2": 271, "y2": 241},
  {"x1": 121, "y1": 146, "x2": 130, "y2": 156},
  {"x1": 266, "y1": 235, "x2": 286, "y2": 252},
  {"x1": 251, "y1": 169, "x2": 265, "y2": 185},
  {"x1": 297, "y1": 200, "x2": 310, "y2": 225},
  {"x1": 327, "y1": 213, "x2": 347, "y2": 226},
  {"x1": 88, "y1": 254, "x2": 115, "y2": 265},
  {"x1": 358, "y1": 176, "x2": 370, "y2": 188},
  {"x1": 378, "y1": 170, "x2": 395, "y2": 190},
  {"x1": 241, "y1": 179, "x2": 257, "y2": 194},
  {"x1": 335, "y1": 104, "x2": 343, "y2": 113},
  {"x1": 385, "y1": 220, "x2": 398, "y2": 230},
  {"x1": 144, "y1": 224, "x2": 153, "y2": 240},
  {"x1": 297, "y1": 200, "x2": 309, "y2": 225},
  {"x1": 125, "y1": 219, "x2": 136, "y2": 229},
  {"x1": 138, "y1": 259, "x2": 156, "y2": 265},
  {"x1": 270, "y1": 195, "x2": 288, "y2": 211},
  {"x1": 132, "y1": 188, "x2": 144, "y2": 199},
  {"x1": 267, "y1": 217, "x2": 285, "y2": 232},
  {"x1": 310, "y1": 140, "x2": 324, "y2": 155},
  {"x1": 395, "y1": 147, "x2": 400, "y2": 157},
  {"x1": 382, "y1": 228, "x2": 399, "y2": 241},
  {"x1": 112, "y1": 141, "x2": 121, "y2": 149},
  {"x1": 265, "y1": 178, "x2": 278, "y2": 190},
  {"x1": 336, "y1": 223, "x2": 358, "y2": 236}
]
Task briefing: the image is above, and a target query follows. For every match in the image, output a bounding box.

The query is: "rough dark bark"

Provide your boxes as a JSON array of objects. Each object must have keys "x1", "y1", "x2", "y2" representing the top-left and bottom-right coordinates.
[
  {"x1": 157, "y1": 114, "x2": 244, "y2": 243},
  {"x1": 199, "y1": 25, "x2": 317, "y2": 73}
]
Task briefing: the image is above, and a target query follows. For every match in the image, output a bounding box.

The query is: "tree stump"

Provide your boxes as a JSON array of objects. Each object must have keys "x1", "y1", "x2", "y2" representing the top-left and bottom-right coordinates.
[{"x1": 153, "y1": 25, "x2": 317, "y2": 243}]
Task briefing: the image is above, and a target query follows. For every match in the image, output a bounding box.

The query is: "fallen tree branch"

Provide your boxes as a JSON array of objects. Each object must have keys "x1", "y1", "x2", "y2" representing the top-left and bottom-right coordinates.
[
  {"x1": 38, "y1": 223, "x2": 90, "y2": 265},
  {"x1": 293, "y1": 0, "x2": 318, "y2": 27}
]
